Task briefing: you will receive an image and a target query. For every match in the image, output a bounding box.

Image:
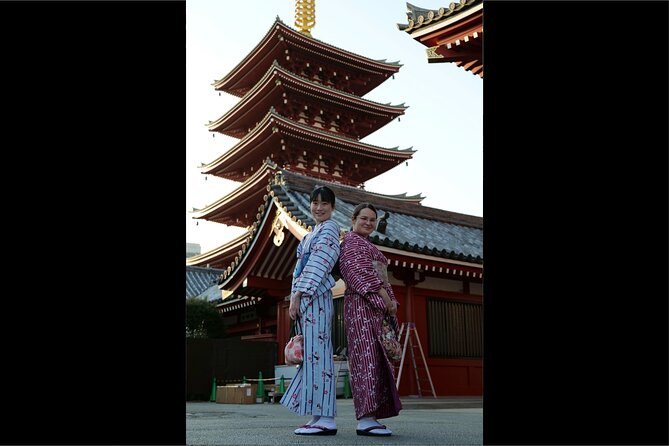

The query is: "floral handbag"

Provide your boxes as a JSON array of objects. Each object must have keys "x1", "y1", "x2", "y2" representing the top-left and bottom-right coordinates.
[
  {"x1": 284, "y1": 334, "x2": 304, "y2": 365},
  {"x1": 381, "y1": 317, "x2": 402, "y2": 361},
  {"x1": 284, "y1": 320, "x2": 304, "y2": 365}
]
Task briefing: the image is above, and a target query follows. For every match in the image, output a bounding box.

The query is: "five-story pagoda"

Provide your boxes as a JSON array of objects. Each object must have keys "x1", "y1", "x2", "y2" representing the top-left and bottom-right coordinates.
[{"x1": 187, "y1": 0, "x2": 483, "y2": 396}]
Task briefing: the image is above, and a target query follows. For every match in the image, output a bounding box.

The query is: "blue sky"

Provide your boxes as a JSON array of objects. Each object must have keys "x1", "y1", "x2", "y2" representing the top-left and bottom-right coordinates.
[{"x1": 186, "y1": 0, "x2": 482, "y2": 253}]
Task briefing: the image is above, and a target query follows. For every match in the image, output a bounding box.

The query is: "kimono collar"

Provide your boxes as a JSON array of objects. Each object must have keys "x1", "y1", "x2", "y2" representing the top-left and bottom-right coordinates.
[{"x1": 350, "y1": 230, "x2": 369, "y2": 240}]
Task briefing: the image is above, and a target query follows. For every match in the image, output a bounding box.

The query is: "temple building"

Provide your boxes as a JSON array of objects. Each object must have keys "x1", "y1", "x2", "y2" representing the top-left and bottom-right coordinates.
[
  {"x1": 398, "y1": 0, "x2": 483, "y2": 77},
  {"x1": 186, "y1": 5, "x2": 483, "y2": 396}
]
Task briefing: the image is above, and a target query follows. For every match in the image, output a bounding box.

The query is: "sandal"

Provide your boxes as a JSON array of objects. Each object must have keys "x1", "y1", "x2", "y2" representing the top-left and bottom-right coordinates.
[
  {"x1": 356, "y1": 424, "x2": 392, "y2": 436},
  {"x1": 295, "y1": 425, "x2": 338, "y2": 436}
]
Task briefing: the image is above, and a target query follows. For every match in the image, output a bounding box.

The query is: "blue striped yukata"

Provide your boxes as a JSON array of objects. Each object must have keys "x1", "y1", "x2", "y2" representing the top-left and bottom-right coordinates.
[
  {"x1": 339, "y1": 230, "x2": 402, "y2": 420},
  {"x1": 280, "y1": 218, "x2": 340, "y2": 417}
]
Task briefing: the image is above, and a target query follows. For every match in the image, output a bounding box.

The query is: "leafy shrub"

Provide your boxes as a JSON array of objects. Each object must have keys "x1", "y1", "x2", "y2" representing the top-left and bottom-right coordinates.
[{"x1": 185, "y1": 298, "x2": 226, "y2": 338}]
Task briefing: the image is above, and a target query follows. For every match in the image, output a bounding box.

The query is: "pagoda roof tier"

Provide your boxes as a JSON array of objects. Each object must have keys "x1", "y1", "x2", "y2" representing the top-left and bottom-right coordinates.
[
  {"x1": 208, "y1": 61, "x2": 408, "y2": 140},
  {"x1": 190, "y1": 160, "x2": 279, "y2": 228},
  {"x1": 185, "y1": 229, "x2": 251, "y2": 270},
  {"x1": 397, "y1": 0, "x2": 483, "y2": 77},
  {"x1": 187, "y1": 171, "x2": 483, "y2": 297},
  {"x1": 202, "y1": 109, "x2": 415, "y2": 186},
  {"x1": 213, "y1": 18, "x2": 402, "y2": 98}
]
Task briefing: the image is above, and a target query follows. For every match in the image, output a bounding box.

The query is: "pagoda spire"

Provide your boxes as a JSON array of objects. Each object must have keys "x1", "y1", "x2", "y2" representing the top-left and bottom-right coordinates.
[{"x1": 295, "y1": 0, "x2": 315, "y2": 37}]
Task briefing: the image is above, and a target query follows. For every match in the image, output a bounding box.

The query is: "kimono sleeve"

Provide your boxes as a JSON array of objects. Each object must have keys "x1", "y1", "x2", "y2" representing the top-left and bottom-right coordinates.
[
  {"x1": 292, "y1": 219, "x2": 340, "y2": 295},
  {"x1": 339, "y1": 232, "x2": 386, "y2": 311}
]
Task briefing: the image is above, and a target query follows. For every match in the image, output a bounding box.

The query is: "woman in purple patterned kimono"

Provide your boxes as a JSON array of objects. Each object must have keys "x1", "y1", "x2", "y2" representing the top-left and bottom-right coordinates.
[
  {"x1": 280, "y1": 185, "x2": 341, "y2": 436},
  {"x1": 339, "y1": 202, "x2": 402, "y2": 437}
]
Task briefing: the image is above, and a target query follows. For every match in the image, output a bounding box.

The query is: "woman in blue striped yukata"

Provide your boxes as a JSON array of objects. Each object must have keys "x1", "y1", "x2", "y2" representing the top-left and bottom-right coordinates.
[
  {"x1": 338, "y1": 202, "x2": 402, "y2": 437},
  {"x1": 280, "y1": 185, "x2": 341, "y2": 436}
]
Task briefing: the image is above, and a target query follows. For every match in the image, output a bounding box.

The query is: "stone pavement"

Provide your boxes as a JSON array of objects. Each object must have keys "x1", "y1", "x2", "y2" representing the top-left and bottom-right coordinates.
[{"x1": 186, "y1": 396, "x2": 482, "y2": 445}]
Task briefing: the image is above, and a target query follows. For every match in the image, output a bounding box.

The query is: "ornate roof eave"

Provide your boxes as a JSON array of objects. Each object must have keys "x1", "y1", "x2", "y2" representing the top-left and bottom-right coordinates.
[
  {"x1": 213, "y1": 18, "x2": 402, "y2": 97},
  {"x1": 185, "y1": 230, "x2": 250, "y2": 268},
  {"x1": 374, "y1": 238, "x2": 483, "y2": 267},
  {"x1": 338, "y1": 188, "x2": 425, "y2": 205},
  {"x1": 398, "y1": 0, "x2": 482, "y2": 34},
  {"x1": 213, "y1": 197, "x2": 275, "y2": 295},
  {"x1": 380, "y1": 248, "x2": 483, "y2": 281},
  {"x1": 425, "y1": 32, "x2": 483, "y2": 76},
  {"x1": 202, "y1": 109, "x2": 415, "y2": 182},
  {"x1": 208, "y1": 61, "x2": 408, "y2": 139},
  {"x1": 215, "y1": 295, "x2": 264, "y2": 313},
  {"x1": 383, "y1": 249, "x2": 483, "y2": 279},
  {"x1": 191, "y1": 160, "x2": 279, "y2": 226},
  {"x1": 217, "y1": 196, "x2": 310, "y2": 295},
  {"x1": 212, "y1": 17, "x2": 289, "y2": 92},
  {"x1": 372, "y1": 191, "x2": 423, "y2": 203},
  {"x1": 397, "y1": 0, "x2": 483, "y2": 77},
  {"x1": 272, "y1": 110, "x2": 415, "y2": 158}
]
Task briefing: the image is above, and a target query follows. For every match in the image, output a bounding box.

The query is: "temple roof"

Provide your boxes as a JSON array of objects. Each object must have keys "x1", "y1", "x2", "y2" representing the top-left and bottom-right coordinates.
[
  {"x1": 187, "y1": 170, "x2": 483, "y2": 287},
  {"x1": 208, "y1": 61, "x2": 407, "y2": 140},
  {"x1": 201, "y1": 109, "x2": 415, "y2": 186},
  {"x1": 278, "y1": 169, "x2": 481, "y2": 227},
  {"x1": 186, "y1": 265, "x2": 225, "y2": 300},
  {"x1": 397, "y1": 0, "x2": 483, "y2": 77},
  {"x1": 185, "y1": 230, "x2": 251, "y2": 272},
  {"x1": 213, "y1": 18, "x2": 402, "y2": 98},
  {"x1": 398, "y1": 0, "x2": 481, "y2": 33},
  {"x1": 191, "y1": 160, "x2": 278, "y2": 227},
  {"x1": 274, "y1": 170, "x2": 483, "y2": 259}
]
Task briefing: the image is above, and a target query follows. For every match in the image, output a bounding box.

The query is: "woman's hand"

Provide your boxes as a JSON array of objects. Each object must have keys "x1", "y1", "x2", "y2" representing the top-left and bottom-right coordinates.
[
  {"x1": 385, "y1": 299, "x2": 398, "y2": 316},
  {"x1": 379, "y1": 287, "x2": 397, "y2": 316},
  {"x1": 289, "y1": 291, "x2": 302, "y2": 320}
]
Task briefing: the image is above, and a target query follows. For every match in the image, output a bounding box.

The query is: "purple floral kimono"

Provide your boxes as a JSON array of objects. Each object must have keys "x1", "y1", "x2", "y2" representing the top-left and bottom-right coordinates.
[{"x1": 339, "y1": 230, "x2": 402, "y2": 420}]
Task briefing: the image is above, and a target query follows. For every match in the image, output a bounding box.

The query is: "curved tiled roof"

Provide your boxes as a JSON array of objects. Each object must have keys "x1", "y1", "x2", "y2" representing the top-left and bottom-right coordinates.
[
  {"x1": 208, "y1": 61, "x2": 408, "y2": 140},
  {"x1": 186, "y1": 265, "x2": 225, "y2": 299},
  {"x1": 276, "y1": 186, "x2": 482, "y2": 264},
  {"x1": 214, "y1": 18, "x2": 401, "y2": 98},
  {"x1": 397, "y1": 0, "x2": 482, "y2": 32},
  {"x1": 279, "y1": 169, "x2": 481, "y2": 228},
  {"x1": 273, "y1": 170, "x2": 482, "y2": 263},
  {"x1": 185, "y1": 230, "x2": 250, "y2": 269},
  {"x1": 191, "y1": 160, "x2": 278, "y2": 227},
  {"x1": 201, "y1": 109, "x2": 415, "y2": 185}
]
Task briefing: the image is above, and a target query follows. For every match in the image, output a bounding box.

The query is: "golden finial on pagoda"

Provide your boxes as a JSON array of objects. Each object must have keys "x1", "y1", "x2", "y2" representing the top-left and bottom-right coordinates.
[{"x1": 295, "y1": 0, "x2": 316, "y2": 36}]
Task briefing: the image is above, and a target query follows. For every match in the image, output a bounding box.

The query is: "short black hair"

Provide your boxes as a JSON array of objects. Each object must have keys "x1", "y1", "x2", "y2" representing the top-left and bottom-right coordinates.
[{"x1": 310, "y1": 185, "x2": 336, "y2": 207}]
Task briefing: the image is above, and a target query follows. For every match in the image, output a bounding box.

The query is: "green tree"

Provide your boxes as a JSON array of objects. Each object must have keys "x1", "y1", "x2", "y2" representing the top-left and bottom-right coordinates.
[{"x1": 185, "y1": 298, "x2": 226, "y2": 338}]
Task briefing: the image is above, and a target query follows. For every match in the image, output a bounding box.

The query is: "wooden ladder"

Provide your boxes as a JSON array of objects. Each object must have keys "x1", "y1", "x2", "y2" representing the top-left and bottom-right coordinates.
[{"x1": 395, "y1": 322, "x2": 437, "y2": 398}]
